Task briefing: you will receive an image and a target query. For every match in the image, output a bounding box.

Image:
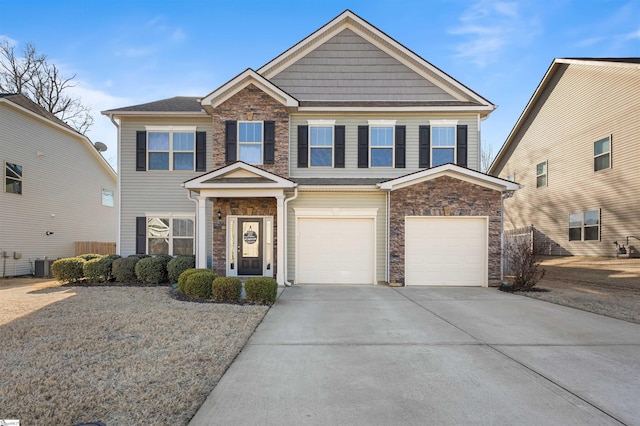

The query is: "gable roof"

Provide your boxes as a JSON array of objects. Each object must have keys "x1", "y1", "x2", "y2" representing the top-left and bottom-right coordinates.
[
  {"x1": 1, "y1": 93, "x2": 116, "y2": 180},
  {"x1": 488, "y1": 57, "x2": 640, "y2": 175},
  {"x1": 183, "y1": 161, "x2": 296, "y2": 190},
  {"x1": 200, "y1": 69, "x2": 298, "y2": 110},
  {"x1": 378, "y1": 163, "x2": 520, "y2": 192},
  {"x1": 257, "y1": 10, "x2": 494, "y2": 112}
]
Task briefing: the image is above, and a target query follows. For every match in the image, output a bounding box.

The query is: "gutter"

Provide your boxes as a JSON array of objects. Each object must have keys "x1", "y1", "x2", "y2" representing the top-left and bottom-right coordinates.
[{"x1": 283, "y1": 186, "x2": 299, "y2": 286}]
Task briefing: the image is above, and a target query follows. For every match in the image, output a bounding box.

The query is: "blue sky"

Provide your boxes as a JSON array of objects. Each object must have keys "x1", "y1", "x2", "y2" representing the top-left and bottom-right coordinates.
[{"x1": 1, "y1": 0, "x2": 638, "y2": 168}]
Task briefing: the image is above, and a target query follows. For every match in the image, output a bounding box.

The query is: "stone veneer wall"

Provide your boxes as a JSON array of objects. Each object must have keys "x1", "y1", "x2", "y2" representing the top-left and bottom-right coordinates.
[
  {"x1": 212, "y1": 198, "x2": 277, "y2": 277},
  {"x1": 389, "y1": 176, "x2": 502, "y2": 285},
  {"x1": 211, "y1": 84, "x2": 289, "y2": 177}
]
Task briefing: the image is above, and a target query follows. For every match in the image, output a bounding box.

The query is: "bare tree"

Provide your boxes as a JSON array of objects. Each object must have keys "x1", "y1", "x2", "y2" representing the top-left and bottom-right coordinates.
[
  {"x1": 480, "y1": 142, "x2": 495, "y2": 173},
  {"x1": 0, "y1": 41, "x2": 93, "y2": 134}
]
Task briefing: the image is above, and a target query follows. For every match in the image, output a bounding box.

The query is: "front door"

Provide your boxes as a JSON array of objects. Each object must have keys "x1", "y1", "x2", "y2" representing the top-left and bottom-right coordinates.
[{"x1": 238, "y1": 218, "x2": 263, "y2": 275}]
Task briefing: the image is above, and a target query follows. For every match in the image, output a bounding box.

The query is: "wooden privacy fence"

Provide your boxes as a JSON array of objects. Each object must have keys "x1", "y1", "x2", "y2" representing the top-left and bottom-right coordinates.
[
  {"x1": 503, "y1": 225, "x2": 534, "y2": 276},
  {"x1": 75, "y1": 241, "x2": 116, "y2": 256}
]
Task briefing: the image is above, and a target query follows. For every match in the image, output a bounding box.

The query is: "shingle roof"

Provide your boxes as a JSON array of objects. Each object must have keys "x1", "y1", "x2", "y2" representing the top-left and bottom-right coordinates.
[
  {"x1": 103, "y1": 96, "x2": 204, "y2": 113},
  {"x1": 291, "y1": 178, "x2": 382, "y2": 186},
  {"x1": 0, "y1": 93, "x2": 79, "y2": 133}
]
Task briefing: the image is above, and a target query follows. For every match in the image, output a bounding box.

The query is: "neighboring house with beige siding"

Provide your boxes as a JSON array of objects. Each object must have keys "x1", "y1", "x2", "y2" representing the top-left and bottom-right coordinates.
[
  {"x1": 489, "y1": 58, "x2": 640, "y2": 257},
  {"x1": 0, "y1": 93, "x2": 117, "y2": 277},
  {"x1": 104, "y1": 10, "x2": 518, "y2": 287}
]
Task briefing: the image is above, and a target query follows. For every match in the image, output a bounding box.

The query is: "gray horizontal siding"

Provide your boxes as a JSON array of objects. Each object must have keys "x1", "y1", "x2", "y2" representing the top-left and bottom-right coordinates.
[
  {"x1": 286, "y1": 191, "x2": 387, "y2": 283},
  {"x1": 119, "y1": 117, "x2": 213, "y2": 259},
  {"x1": 271, "y1": 29, "x2": 455, "y2": 102},
  {"x1": 497, "y1": 63, "x2": 640, "y2": 256},
  {"x1": 0, "y1": 104, "x2": 116, "y2": 276},
  {"x1": 289, "y1": 113, "x2": 479, "y2": 178}
]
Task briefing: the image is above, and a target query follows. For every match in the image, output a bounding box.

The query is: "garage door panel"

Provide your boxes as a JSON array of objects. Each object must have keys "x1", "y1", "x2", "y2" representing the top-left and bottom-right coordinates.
[
  {"x1": 297, "y1": 218, "x2": 375, "y2": 284},
  {"x1": 406, "y1": 217, "x2": 487, "y2": 286}
]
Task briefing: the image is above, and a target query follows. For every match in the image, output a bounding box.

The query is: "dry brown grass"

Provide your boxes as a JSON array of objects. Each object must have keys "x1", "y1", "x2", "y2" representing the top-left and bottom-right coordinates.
[{"x1": 0, "y1": 279, "x2": 268, "y2": 425}]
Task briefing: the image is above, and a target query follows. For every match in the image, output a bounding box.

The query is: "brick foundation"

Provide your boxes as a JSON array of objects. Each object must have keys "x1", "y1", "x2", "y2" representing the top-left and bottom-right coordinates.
[{"x1": 389, "y1": 176, "x2": 502, "y2": 286}]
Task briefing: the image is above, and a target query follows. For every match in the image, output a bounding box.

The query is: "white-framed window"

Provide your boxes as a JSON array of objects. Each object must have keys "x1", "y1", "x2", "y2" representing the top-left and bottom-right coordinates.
[
  {"x1": 147, "y1": 215, "x2": 195, "y2": 255},
  {"x1": 594, "y1": 136, "x2": 611, "y2": 172},
  {"x1": 238, "y1": 121, "x2": 263, "y2": 164},
  {"x1": 430, "y1": 121, "x2": 456, "y2": 167},
  {"x1": 569, "y1": 210, "x2": 600, "y2": 241},
  {"x1": 369, "y1": 121, "x2": 394, "y2": 167},
  {"x1": 146, "y1": 126, "x2": 196, "y2": 171},
  {"x1": 101, "y1": 189, "x2": 114, "y2": 207},
  {"x1": 309, "y1": 121, "x2": 334, "y2": 167},
  {"x1": 536, "y1": 161, "x2": 547, "y2": 188},
  {"x1": 4, "y1": 161, "x2": 22, "y2": 194}
]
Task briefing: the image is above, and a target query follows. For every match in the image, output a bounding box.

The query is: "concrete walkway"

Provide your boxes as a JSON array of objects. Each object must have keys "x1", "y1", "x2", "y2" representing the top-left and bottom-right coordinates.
[{"x1": 190, "y1": 286, "x2": 640, "y2": 425}]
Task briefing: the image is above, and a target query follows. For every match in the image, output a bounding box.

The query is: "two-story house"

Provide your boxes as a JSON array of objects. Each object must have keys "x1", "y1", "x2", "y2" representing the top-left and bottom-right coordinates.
[
  {"x1": 490, "y1": 58, "x2": 640, "y2": 257},
  {"x1": 103, "y1": 10, "x2": 518, "y2": 287},
  {"x1": 1, "y1": 93, "x2": 117, "y2": 277}
]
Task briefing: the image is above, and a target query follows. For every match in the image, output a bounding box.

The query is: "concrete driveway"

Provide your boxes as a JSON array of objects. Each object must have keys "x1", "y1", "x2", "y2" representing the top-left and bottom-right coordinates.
[{"x1": 190, "y1": 286, "x2": 640, "y2": 425}]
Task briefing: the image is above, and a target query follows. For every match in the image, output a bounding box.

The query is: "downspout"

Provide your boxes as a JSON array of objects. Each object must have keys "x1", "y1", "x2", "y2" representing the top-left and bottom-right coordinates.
[
  {"x1": 386, "y1": 189, "x2": 390, "y2": 284},
  {"x1": 185, "y1": 188, "x2": 201, "y2": 266},
  {"x1": 283, "y1": 186, "x2": 298, "y2": 286},
  {"x1": 109, "y1": 114, "x2": 121, "y2": 254},
  {"x1": 500, "y1": 190, "x2": 516, "y2": 282}
]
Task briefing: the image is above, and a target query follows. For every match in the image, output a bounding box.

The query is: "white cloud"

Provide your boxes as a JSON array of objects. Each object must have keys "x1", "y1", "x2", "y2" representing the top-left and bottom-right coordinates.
[
  {"x1": 0, "y1": 34, "x2": 17, "y2": 47},
  {"x1": 449, "y1": 0, "x2": 540, "y2": 67},
  {"x1": 116, "y1": 47, "x2": 155, "y2": 57},
  {"x1": 170, "y1": 28, "x2": 186, "y2": 42},
  {"x1": 625, "y1": 28, "x2": 640, "y2": 39}
]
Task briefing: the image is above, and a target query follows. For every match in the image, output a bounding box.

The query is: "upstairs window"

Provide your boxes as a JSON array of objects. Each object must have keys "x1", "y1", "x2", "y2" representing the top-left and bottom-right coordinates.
[
  {"x1": 5, "y1": 162, "x2": 22, "y2": 194},
  {"x1": 309, "y1": 125, "x2": 333, "y2": 167},
  {"x1": 569, "y1": 210, "x2": 600, "y2": 241},
  {"x1": 536, "y1": 161, "x2": 547, "y2": 188},
  {"x1": 370, "y1": 126, "x2": 393, "y2": 167},
  {"x1": 238, "y1": 121, "x2": 263, "y2": 164},
  {"x1": 431, "y1": 126, "x2": 455, "y2": 167},
  {"x1": 101, "y1": 189, "x2": 114, "y2": 207},
  {"x1": 147, "y1": 127, "x2": 195, "y2": 171},
  {"x1": 594, "y1": 136, "x2": 611, "y2": 172}
]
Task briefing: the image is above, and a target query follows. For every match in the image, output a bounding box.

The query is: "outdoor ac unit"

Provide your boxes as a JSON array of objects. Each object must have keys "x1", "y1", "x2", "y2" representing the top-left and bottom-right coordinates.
[{"x1": 34, "y1": 259, "x2": 55, "y2": 278}]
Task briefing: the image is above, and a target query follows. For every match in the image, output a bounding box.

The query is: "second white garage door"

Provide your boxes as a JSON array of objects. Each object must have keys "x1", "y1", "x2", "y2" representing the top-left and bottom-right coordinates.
[
  {"x1": 405, "y1": 217, "x2": 487, "y2": 286},
  {"x1": 297, "y1": 218, "x2": 375, "y2": 284}
]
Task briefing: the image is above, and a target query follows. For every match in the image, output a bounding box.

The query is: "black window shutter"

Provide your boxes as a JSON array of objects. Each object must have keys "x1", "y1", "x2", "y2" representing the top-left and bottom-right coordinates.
[
  {"x1": 358, "y1": 125, "x2": 369, "y2": 168},
  {"x1": 456, "y1": 125, "x2": 468, "y2": 167},
  {"x1": 419, "y1": 125, "x2": 431, "y2": 168},
  {"x1": 195, "y1": 131, "x2": 206, "y2": 171},
  {"x1": 264, "y1": 121, "x2": 275, "y2": 164},
  {"x1": 225, "y1": 121, "x2": 237, "y2": 163},
  {"x1": 136, "y1": 131, "x2": 146, "y2": 171},
  {"x1": 298, "y1": 125, "x2": 308, "y2": 168},
  {"x1": 135, "y1": 217, "x2": 146, "y2": 254},
  {"x1": 395, "y1": 125, "x2": 406, "y2": 168},
  {"x1": 334, "y1": 125, "x2": 345, "y2": 168}
]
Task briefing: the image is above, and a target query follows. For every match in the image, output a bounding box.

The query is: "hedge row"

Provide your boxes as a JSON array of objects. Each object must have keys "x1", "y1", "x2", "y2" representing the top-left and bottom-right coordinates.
[
  {"x1": 176, "y1": 272, "x2": 277, "y2": 305},
  {"x1": 52, "y1": 254, "x2": 196, "y2": 285}
]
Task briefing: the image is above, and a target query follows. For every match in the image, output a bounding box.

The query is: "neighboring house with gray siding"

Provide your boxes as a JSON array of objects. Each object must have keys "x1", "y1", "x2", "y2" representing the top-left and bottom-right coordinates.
[
  {"x1": 0, "y1": 93, "x2": 117, "y2": 277},
  {"x1": 104, "y1": 10, "x2": 518, "y2": 287},
  {"x1": 489, "y1": 58, "x2": 640, "y2": 257}
]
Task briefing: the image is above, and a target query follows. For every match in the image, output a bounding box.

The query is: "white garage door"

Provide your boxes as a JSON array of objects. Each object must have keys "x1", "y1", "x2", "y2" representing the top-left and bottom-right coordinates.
[
  {"x1": 405, "y1": 217, "x2": 487, "y2": 286},
  {"x1": 297, "y1": 218, "x2": 375, "y2": 284}
]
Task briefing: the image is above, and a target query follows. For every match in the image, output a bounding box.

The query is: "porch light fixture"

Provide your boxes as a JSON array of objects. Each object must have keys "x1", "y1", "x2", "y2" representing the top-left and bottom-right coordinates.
[{"x1": 217, "y1": 210, "x2": 222, "y2": 220}]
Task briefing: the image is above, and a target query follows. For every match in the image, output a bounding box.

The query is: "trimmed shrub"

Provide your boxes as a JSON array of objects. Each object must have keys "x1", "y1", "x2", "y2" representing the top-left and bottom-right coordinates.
[
  {"x1": 211, "y1": 277, "x2": 242, "y2": 303},
  {"x1": 167, "y1": 255, "x2": 196, "y2": 283},
  {"x1": 182, "y1": 271, "x2": 217, "y2": 299},
  {"x1": 76, "y1": 253, "x2": 103, "y2": 261},
  {"x1": 83, "y1": 254, "x2": 121, "y2": 283},
  {"x1": 51, "y1": 257, "x2": 86, "y2": 283},
  {"x1": 245, "y1": 277, "x2": 278, "y2": 304},
  {"x1": 112, "y1": 257, "x2": 140, "y2": 283},
  {"x1": 177, "y1": 268, "x2": 212, "y2": 294},
  {"x1": 134, "y1": 256, "x2": 169, "y2": 285}
]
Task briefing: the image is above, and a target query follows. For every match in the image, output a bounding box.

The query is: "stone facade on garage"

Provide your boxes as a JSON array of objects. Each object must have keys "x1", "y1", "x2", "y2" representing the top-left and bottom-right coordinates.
[
  {"x1": 211, "y1": 84, "x2": 290, "y2": 177},
  {"x1": 389, "y1": 176, "x2": 503, "y2": 285},
  {"x1": 212, "y1": 197, "x2": 278, "y2": 277}
]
